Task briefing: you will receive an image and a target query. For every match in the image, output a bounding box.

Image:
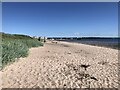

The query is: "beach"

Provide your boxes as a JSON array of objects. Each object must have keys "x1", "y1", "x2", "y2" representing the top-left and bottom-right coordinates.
[{"x1": 1, "y1": 41, "x2": 119, "y2": 88}]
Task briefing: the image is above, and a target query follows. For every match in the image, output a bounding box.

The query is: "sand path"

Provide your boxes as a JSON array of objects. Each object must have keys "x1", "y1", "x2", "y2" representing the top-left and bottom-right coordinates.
[{"x1": 1, "y1": 41, "x2": 118, "y2": 88}]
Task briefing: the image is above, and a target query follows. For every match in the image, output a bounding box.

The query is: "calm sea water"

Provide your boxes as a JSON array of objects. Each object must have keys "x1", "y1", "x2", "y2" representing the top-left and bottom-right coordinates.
[{"x1": 64, "y1": 38, "x2": 119, "y2": 45}]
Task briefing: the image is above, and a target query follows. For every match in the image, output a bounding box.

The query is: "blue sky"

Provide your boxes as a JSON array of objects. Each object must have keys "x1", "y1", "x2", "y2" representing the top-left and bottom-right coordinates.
[{"x1": 2, "y1": 2, "x2": 118, "y2": 37}]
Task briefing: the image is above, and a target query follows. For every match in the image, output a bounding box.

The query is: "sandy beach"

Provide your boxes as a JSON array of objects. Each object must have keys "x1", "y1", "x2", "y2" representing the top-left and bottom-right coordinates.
[{"x1": 1, "y1": 41, "x2": 119, "y2": 88}]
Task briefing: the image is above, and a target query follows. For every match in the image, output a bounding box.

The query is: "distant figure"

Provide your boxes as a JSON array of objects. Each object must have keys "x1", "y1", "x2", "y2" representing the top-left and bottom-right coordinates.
[
  {"x1": 38, "y1": 37, "x2": 41, "y2": 41},
  {"x1": 44, "y1": 37, "x2": 46, "y2": 43}
]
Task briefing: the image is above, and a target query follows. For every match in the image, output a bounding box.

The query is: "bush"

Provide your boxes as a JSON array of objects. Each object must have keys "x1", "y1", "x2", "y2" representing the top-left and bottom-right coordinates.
[
  {"x1": 2, "y1": 40, "x2": 29, "y2": 66},
  {"x1": 1, "y1": 37, "x2": 43, "y2": 68},
  {"x1": 21, "y1": 39, "x2": 43, "y2": 48}
]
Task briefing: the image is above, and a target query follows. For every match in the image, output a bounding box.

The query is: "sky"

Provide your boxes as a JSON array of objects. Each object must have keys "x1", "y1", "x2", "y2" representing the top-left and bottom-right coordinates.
[{"x1": 2, "y1": 2, "x2": 118, "y2": 37}]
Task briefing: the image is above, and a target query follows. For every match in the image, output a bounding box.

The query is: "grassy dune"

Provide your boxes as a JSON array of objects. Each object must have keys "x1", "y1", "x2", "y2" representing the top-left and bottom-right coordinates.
[{"x1": 1, "y1": 32, "x2": 43, "y2": 68}]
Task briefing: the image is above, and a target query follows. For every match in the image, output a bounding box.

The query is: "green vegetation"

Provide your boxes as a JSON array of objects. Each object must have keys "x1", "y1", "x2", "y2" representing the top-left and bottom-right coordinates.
[
  {"x1": 0, "y1": 32, "x2": 43, "y2": 69},
  {"x1": 2, "y1": 32, "x2": 33, "y2": 39}
]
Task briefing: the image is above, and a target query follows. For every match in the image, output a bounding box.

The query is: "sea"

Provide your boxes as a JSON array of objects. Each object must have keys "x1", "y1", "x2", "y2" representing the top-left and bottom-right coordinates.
[{"x1": 63, "y1": 38, "x2": 120, "y2": 49}]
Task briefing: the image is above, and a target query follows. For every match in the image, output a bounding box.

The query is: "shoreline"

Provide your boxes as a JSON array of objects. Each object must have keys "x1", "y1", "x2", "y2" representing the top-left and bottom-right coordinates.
[{"x1": 57, "y1": 40, "x2": 119, "y2": 50}]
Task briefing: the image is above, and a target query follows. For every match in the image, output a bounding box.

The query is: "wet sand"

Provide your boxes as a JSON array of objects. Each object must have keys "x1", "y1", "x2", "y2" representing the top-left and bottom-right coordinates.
[{"x1": 1, "y1": 41, "x2": 119, "y2": 88}]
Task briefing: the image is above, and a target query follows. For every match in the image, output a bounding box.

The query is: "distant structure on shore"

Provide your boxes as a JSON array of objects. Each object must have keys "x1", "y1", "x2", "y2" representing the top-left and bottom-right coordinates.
[{"x1": 33, "y1": 36, "x2": 47, "y2": 42}]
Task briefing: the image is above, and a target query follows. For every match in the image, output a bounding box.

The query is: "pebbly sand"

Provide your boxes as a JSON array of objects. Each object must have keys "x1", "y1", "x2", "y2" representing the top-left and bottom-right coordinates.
[{"x1": 1, "y1": 41, "x2": 119, "y2": 88}]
